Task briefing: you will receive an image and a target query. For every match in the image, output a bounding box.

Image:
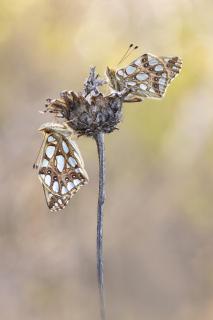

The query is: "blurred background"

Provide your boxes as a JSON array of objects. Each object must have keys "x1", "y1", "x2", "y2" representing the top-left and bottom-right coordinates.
[{"x1": 0, "y1": 0, "x2": 213, "y2": 319}]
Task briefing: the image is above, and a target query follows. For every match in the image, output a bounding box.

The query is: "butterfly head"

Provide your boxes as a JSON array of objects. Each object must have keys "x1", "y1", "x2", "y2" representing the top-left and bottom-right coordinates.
[{"x1": 38, "y1": 122, "x2": 73, "y2": 137}]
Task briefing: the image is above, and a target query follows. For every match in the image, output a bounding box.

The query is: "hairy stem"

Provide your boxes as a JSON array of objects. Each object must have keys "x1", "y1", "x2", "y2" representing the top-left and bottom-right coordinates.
[{"x1": 95, "y1": 132, "x2": 106, "y2": 320}]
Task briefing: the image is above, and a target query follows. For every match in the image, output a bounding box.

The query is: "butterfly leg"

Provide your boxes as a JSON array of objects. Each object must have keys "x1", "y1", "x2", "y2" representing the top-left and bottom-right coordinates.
[
  {"x1": 114, "y1": 88, "x2": 143, "y2": 103},
  {"x1": 124, "y1": 97, "x2": 143, "y2": 103}
]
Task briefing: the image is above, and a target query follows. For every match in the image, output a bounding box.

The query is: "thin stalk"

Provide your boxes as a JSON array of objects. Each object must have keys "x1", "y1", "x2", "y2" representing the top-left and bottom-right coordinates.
[{"x1": 95, "y1": 132, "x2": 106, "y2": 320}]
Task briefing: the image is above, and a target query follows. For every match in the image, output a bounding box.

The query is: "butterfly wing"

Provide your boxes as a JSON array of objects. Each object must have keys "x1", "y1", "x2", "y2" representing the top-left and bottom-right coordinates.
[
  {"x1": 115, "y1": 53, "x2": 182, "y2": 100},
  {"x1": 37, "y1": 131, "x2": 88, "y2": 212},
  {"x1": 42, "y1": 185, "x2": 72, "y2": 212}
]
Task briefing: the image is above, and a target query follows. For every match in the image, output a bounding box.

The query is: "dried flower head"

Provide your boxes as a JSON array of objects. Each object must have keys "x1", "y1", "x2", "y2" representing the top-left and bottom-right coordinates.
[{"x1": 43, "y1": 67, "x2": 130, "y2": 137}]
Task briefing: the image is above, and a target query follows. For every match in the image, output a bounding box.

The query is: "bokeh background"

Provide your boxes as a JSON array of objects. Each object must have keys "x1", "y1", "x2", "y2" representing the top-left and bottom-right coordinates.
[{"x1": 0, "y1": 0, "x2": 213, "y2": 319}]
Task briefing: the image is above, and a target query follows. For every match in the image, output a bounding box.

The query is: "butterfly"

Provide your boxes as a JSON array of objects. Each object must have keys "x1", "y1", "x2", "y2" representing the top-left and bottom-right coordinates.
[
  {"x1": 106, "y1": 52, "x2": 182, "y2": 103},
  {"x1": 33, "y1": 122, "x2": 89, "y2": 212}
]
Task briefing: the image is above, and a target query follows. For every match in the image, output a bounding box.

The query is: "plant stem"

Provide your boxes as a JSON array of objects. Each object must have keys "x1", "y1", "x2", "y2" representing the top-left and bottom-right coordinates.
[{"x1": 95, "y1": 132, "x2": 106, "y2": 320}]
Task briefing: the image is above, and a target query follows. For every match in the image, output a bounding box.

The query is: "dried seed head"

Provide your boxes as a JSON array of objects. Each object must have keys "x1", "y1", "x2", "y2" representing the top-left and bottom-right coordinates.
[
  {"x1": 45, "y1": 91, "x2": 123, "y2": 137},
  {"x1": 43, "y1": 67, "x2": 129, "y2": 137}
]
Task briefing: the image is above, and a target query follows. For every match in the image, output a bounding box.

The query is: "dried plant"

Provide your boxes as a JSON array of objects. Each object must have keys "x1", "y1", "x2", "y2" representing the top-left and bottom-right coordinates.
[
  {"x1": 34, "y1": 48, "x2": 182, "y2": 320},
  {"x1": 42, "y1": 68, "x2": 129, "y2": 320}
]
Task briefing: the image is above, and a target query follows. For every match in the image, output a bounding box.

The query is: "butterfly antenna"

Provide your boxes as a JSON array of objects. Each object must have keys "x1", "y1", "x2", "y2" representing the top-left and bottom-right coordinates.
[
  {"x1": 122, "y1": 45, "x2": 139, "y2": 63},
  {"x1": 117, "y1": 44, "x2": 139, "y2": 66},
  {"x1": 33, "y1": 137, "x2": 46, "y2": 169},
  {"x1": 117, "y1": 43, "x2": 133, "y2": 65}
]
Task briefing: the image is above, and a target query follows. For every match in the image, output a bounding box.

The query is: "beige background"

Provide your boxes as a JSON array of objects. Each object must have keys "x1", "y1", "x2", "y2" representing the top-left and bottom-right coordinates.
[{"x1": 0, "y1": 0, "x2": 213, "y2": 319}]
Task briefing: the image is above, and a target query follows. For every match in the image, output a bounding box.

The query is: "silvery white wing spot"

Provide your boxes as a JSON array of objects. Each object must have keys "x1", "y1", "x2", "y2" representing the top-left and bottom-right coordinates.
[
  {"x1": 106, "y1": 53, "x2": 182, "y2": 102},
  {"x1": 34, "y1": 123, "x2": 89, "y2": 212}
]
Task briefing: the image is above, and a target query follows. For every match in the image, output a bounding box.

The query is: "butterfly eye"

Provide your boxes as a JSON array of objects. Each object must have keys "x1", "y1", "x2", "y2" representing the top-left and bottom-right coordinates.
[
  {"x1": 153, "y1": 83, "x2": 158, "y2": 88},
  {"x1": 144, "y1": 63, "x2": 149, "y2": 67},
  {"x1": 47, "y1": 169, "x2": 51, "y2": 174},
  {"x1": 71, "y1": 173, "x2": 77, "y2": 179},
  {"x1": 154, "y1": 77, "x2": 158, "y2": 81},
  {"x1": 53, "y1": 176, "x2": 58, "y2": 181},
  {"x1": 65, "y1": 177, "x2": 69, "y2": 182}
]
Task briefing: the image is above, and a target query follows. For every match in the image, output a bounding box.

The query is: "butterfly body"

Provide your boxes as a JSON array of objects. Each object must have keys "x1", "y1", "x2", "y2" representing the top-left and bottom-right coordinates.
[
  {"x1": 106, "y1": 67, "x2": 123, "y2": 92},
  {"x1": 106, "y1": 53, "x2": 182, "y2": 102},
  {"x1": 35, "y1": 123, "x2": 88, "y2": 212}
]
